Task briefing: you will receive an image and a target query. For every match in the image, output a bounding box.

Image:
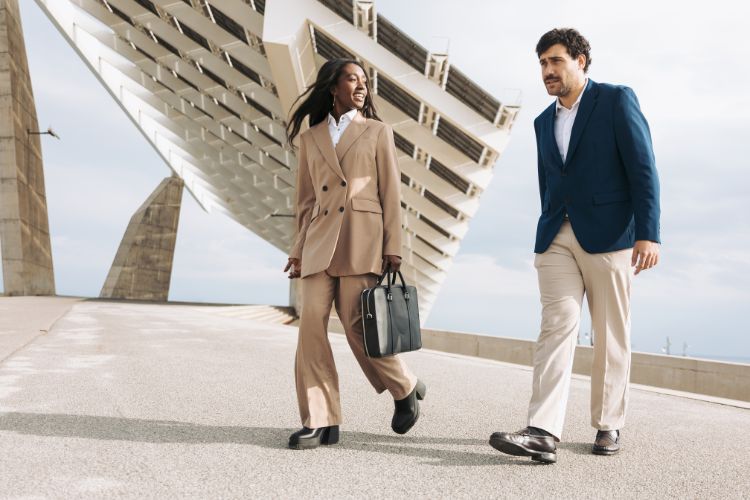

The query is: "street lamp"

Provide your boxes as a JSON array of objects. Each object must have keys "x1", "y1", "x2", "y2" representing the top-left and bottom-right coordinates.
[
  {"x1": 661, "y1": 336, "x2": 672, "y2": 356},
  {"x1": 24, "y1": 127, "x2": 60, "y2": 197},
  {"x1": 27, "y1": 127, "x2": 60, "y2": 139}
]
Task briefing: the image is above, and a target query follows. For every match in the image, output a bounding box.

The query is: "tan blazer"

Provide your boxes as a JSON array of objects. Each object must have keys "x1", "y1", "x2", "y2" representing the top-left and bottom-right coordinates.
[{"x1": 289, "y1": 112, "x2": 402, "y2": 278}]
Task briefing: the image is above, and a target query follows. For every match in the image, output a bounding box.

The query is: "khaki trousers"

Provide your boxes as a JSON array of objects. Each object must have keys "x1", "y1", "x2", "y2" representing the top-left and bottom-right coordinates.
[
  {"x1": 296, "y1": 270, "x2": 417, "y2": 428},
  {"x1": 528, "y1": 221, "x2": 632, "y2": 440}
]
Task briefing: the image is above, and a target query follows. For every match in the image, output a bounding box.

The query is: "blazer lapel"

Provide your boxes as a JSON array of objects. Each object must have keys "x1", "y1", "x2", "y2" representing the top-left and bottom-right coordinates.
[
  {"x1": 564, "y1": 79, "x2": 598, "y2": 169},
  {"x1": 542, "y1": 104, "x2": 562, "y2": 169},
  {"x1": 310, "y1": 120, "x2": 345, "y2": 181},
  {"x1": 335, "y1": 112, "x2": 369, "y2": 163}
]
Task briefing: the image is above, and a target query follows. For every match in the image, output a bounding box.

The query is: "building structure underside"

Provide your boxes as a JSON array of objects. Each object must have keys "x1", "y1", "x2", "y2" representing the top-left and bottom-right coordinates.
[{"x1": 34, "y1": 0, "x2": 519, "y2": 318}]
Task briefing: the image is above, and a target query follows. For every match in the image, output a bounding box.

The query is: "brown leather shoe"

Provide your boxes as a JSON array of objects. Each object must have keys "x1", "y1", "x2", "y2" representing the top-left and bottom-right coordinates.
[
  {"x1": 592, "y1": 430, "x2": 620, "y2": 455},
  {"x1": 489, "y1": 428, "x2": 557, "y2": 464}
]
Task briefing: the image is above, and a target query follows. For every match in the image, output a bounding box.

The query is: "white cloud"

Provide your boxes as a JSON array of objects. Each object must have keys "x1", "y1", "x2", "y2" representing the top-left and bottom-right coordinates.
[{"x1": 437, "y1": 253, "x2": 538, "y2": 298}]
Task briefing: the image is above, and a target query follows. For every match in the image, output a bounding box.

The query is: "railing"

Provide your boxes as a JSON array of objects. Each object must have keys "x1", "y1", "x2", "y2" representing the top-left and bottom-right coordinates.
[
  {"x1": 445, "y1": 66, "x2": 500, "y2": 123},
  {"x1": 375, "y1": 14, "x2": 428, "y2": 73},
  {"x1": 312, "y1": 28, "x2": 355, "y2": 60},
  {"x1": 435, "y1": 118, "x2": 484, "y2": 164},
  {"x1": 376, "y1": 75, "x2": 421, "y2": 121},
  {"x1": 317, "y1": 0, "x2": 354, "y2": 23}
]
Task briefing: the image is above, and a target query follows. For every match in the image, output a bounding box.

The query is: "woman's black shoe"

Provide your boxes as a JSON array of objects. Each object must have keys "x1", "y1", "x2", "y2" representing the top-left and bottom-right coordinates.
[
  {"x1": 288, "y1": 425, "x2": 340, "y2": 450},
  {"x1": 391, "y1": 380, "x2": 427, "y2": 435}
]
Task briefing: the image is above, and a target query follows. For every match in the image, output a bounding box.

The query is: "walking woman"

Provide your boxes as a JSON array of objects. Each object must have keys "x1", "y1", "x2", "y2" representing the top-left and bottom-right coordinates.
[{"x1": 283, "y1": 59, "x2": 426, "y2": 450}]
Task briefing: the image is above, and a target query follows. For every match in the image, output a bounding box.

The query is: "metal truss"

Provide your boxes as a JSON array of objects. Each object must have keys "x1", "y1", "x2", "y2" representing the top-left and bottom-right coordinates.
[{"x1": 34, "y1": 0, "x2": 520, "y2": 318}]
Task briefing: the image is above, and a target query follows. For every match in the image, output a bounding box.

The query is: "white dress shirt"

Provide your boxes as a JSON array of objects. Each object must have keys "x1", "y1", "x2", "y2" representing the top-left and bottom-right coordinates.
[
  {"x1": 554, "y1": 80, "x2": 587, "y2": 162},
  {"x1": 327, "y1": 108, "x2": 358, "y2": 147}
]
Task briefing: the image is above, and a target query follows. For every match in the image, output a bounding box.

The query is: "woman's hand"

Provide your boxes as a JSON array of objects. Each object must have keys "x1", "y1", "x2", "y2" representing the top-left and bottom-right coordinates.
[
  {"x1": 382, "y1": 255, "x2": 402, "y2": 273},
  {"x1": 284, "y1": 258, "x2": 301, "y2": 279}
]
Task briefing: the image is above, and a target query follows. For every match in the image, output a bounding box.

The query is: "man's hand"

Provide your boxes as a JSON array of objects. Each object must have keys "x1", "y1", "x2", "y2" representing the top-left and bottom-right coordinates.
[
  {"x1": 631, "y1": 241, "x2": 660, "y2": 275},
  {"x1": 284, "y1": 258, "x2": 301, "y2": 279},
  {"x1": 382, "y1": 255, "x2": 402, "y2": 273}
]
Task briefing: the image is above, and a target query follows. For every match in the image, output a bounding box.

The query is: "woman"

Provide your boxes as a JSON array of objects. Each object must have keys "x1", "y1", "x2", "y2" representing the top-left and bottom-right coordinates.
[{"x1": 283, "y1": 58, "x2": 426, "y2": 450}]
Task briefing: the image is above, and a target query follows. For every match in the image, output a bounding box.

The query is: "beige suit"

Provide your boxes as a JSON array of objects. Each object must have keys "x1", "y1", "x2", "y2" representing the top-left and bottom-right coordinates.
[{"x1": 290, "y1": 112, "x2": 416, "y2": 428}]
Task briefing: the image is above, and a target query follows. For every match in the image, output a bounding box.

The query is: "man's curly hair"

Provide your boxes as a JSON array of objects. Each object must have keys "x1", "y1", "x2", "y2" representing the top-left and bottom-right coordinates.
[{"x1": 536, "y1": 28, "x2": 592, "y2": 73}]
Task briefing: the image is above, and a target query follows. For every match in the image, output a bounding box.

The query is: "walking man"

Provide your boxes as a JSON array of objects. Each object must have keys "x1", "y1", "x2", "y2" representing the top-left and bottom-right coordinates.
[{"x1": 490, "y1": 28, "x2": 661, "y2": 463}]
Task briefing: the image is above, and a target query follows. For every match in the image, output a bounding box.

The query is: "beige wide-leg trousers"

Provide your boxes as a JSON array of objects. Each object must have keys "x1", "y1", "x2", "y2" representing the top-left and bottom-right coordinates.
[
  {"x1": 296, "y1": 270, "x2": 417, "y2": 428},
  {"x1": 528, "y1": 221, "x2": 632, "y2": 440}
]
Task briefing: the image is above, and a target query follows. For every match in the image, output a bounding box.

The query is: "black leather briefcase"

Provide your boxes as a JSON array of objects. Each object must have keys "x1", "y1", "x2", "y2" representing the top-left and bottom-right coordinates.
[{"x1": 360, "y1": 270, "x2": 421, "y2": 358}]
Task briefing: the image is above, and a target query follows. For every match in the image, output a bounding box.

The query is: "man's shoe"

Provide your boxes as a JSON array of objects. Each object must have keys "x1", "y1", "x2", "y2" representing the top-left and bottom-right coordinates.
[
  {"x1": 288, "y1": 426, "x2": 339, "y2": 450},
  {"x1": 489, "y1": 428, "x2": 557, "y2": 464},
  {"x1": 592, "y1": 430, "x2": 620, "y2": 455},
  {"x1": 391, "y1": 380, "x2": 427, "y2": 434}
]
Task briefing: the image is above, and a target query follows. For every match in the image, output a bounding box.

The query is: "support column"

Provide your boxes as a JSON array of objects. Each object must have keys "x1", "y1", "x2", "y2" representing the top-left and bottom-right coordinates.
[
  {"x1": 0, "y1": 0, "x2": 55, "y2": 295},
  {"x1": 100, "y1": 176, "x2": 183, "y2": 301}
]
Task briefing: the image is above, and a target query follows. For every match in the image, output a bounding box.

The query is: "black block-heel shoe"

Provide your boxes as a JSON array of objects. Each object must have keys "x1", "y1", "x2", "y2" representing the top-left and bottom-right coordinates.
[
  {"x1": 288, "y1": 426, "x2": 340, "y2": 450},
  {"x1": 391, "y1": 380, "x2": 427, "y2": 435}
]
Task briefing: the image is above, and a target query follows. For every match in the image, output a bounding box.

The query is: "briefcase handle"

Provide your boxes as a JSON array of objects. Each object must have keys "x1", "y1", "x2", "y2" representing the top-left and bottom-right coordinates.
[{"x1": 375, "y1": 270, "x2": 411, "y2": 302}]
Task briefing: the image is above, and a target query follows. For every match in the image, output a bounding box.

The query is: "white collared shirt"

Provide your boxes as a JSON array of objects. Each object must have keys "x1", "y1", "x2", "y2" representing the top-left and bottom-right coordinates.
[
  {"x1": 327, "y1": 108, "x2": 358, "y2": 147},
  {"x1": 554, "y1": 79, "x2": 587, "y2": 162}
]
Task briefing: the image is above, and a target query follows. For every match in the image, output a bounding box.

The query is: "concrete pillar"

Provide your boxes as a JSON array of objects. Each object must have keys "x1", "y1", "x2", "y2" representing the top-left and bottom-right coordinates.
[
  {"x1": 0, "y1": 0, "x2": 55, "y2": 295},
  {"x1": 100, "y1": 176, "x2": 184, "y2": 302}
]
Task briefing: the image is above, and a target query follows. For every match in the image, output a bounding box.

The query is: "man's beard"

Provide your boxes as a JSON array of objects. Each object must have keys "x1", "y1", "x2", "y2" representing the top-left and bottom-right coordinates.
[{"x1": 546, "y1": 78, "x2": 570, "y2": 97}]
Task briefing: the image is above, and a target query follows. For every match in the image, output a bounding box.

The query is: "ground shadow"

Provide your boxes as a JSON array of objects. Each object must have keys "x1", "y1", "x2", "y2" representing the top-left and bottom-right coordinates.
[
  {"x1": 558, "y1": 441, "x2": 594, "y2": 456},
  {"x1": 0, "y1": 412, "x2": 546, "y2": 467}
]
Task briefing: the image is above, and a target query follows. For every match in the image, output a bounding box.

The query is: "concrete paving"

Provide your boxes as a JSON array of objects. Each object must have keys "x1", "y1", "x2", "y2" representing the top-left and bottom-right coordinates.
[
  {"x1": 0, "y1": 296, "x2": 81, "y2": 361},
  {"x1": 0, "y1": 297, "x2": 748, "y2": 498}
]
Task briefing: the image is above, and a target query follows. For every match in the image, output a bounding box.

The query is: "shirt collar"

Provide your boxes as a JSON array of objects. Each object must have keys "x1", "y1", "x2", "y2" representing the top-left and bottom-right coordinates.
[
  {"x1": 328, "y1": 108, "x2": 359, "y2": 126},
  {"x1": 556, "y1": 78, "x2": 588, "y2": 113}
]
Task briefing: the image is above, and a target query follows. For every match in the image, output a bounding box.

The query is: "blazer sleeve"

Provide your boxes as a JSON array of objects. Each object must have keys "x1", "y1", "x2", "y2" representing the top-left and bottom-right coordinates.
[
  {"x1": 614, "y1": 87, "x2": 661, "y2": 243},
  {"x1": 375, "y1": 124, "x2": 402, "y2": 257},
  {"x1": 289, "y1": 135, "x2": 316, "y2": 259}
]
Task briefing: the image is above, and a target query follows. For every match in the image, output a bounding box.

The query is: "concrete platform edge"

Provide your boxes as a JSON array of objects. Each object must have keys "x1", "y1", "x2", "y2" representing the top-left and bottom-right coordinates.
[{"x1": 326, "y1": 317, "x2": 750, "y2": 405}]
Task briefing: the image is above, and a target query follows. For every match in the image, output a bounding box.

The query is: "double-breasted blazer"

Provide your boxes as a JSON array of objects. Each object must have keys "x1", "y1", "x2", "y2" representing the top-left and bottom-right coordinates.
[{"x1": 289, "y1": 111, "x2": 402, "y2": 278}]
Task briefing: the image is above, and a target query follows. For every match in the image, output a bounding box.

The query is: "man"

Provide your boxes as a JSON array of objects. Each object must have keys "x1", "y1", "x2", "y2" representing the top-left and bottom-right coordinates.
[{"x1": 489, "y1": 28, "x2": 660, "y2": 463}]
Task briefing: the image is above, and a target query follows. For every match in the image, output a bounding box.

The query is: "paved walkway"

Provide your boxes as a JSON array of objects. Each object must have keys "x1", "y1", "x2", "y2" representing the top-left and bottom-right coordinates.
[{"x1": 0, "y1": 298, "x2": 748, "y2": 498}]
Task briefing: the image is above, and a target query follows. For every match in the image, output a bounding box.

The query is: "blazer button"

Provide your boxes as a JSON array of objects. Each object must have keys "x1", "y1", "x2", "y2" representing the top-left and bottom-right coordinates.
[
  {"x1": 324, "y1": 209, "x2": 329, "y2": 216},
  {"x1": 341, "y1": 181, "x2": 347, "y2": 187},
  {"x1": 322, "y1": 185, "x2": 328, "y2": 191},
  {"x1": 339, "y1": 206, "x2": 345, "y2": 213}
]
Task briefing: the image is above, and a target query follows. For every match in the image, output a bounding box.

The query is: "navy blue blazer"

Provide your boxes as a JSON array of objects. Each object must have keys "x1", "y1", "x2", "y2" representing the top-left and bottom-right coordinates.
[{"x1": 534, "y1": 79, "x2": 661, "y2": 254}]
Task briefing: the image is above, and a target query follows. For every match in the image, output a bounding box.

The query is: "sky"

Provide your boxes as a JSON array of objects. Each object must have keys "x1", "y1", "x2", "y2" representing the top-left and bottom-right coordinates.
[{"x1": 8, "y1": 0, "x2": 749, "y2": 362}]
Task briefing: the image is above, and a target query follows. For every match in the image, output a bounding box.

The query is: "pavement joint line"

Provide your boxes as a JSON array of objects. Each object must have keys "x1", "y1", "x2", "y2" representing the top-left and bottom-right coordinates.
[{"x1": 0, "y1": 298, "x2": 82, "y2": 367}]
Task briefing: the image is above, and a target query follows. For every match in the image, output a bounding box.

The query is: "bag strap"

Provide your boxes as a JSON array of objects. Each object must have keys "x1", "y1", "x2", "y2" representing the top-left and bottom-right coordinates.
[
  {"x1": 377, "y1": 270, "x2": 411, "y2": 302},
  {"x1": 403, "y1": 280, "x2": 412, "y2": 351},
  {"x1": 376, "y1": 269, "x2": 390, "y2": 286},
  {"x1": 394, "y1": 271, "x2": 408, "y2": 291}
]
